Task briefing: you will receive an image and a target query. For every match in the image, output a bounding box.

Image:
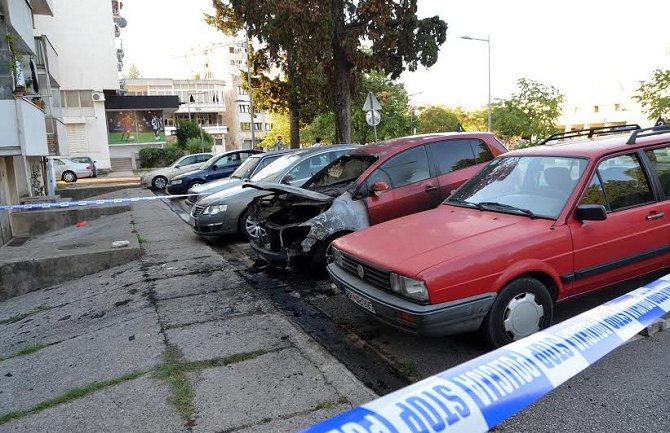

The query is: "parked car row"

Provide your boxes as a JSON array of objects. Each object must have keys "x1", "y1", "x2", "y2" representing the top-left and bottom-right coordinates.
[
  {"x1": 50, "y1": 156, "x2": 95, "y2": 182},
  {"x1": 174, "y1": 124, "x2": 670, "y2": 348}
]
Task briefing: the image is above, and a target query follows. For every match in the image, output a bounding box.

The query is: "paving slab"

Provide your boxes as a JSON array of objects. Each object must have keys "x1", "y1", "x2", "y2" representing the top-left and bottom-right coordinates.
[
  {"x1": 156, "y1": 290, "x2": 272, "y2": 329},
  {"x1": 153, "y1": 271, "x2": 246, "y2": 301},
  {"x1": 235, "y1": 405, "x2": 351, "y2": 433},
  {"x1": 0, "y1": 376, "x2": 185, "y2": 433},
  {"x1": 166, "y1": 312, "x2": 293, "y2": 362},
  {"x1": 192, "y1": 347, "x2": 343, "y2": 432},
  {"x1": 0, "y1": 311, "x2": 163, "y2": 414}
]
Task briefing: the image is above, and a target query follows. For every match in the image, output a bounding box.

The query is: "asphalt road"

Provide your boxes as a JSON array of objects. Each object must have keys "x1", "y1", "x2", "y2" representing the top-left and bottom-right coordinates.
[{"x1": 166, "y1": 196, "x2": 670, "y2": 432}]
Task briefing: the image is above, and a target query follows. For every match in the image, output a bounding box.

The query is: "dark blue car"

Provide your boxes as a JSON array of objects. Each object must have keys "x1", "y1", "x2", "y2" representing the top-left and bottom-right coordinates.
[{"x1": 167, "y1": 150, "x2": 263, "y2": 195}]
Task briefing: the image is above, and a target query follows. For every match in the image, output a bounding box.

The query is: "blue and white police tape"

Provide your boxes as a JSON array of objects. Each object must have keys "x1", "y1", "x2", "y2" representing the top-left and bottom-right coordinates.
[
  {"x1": 298, "y1": 275, "x2": 670, "y2": 433},
  {"x1": 0, "y1": 194, "x2": 191, "y2": 211}
]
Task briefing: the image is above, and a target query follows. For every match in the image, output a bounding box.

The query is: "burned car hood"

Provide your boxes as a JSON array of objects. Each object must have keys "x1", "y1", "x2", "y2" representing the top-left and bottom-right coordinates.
[{"x1": 243, "y1": 182, "x2": 333, "y2": 202}]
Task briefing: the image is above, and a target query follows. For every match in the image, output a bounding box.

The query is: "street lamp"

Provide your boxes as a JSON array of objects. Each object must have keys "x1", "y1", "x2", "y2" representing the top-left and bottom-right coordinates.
[
  {"x1": 408, "y1": 92, "x2": 422, "y2": 135},
  {"x1": 461, "y1": 35, "x2": 491, "y2": 132},
  {"x1": 245, "y1": 27, "x2": 256, "y2": 149}
]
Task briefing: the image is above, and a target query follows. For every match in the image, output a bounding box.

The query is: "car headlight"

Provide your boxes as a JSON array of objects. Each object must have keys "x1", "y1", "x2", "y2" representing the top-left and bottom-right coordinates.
[
  {"x1": 170, "y1": 179, "x2": 183, "y2": 185},
  {"x1": 390, "y1": 273, "x2": 429, "y2": 302},
  {"x1": 203, "y1": 204, "x2": 228, "y2": 215}
]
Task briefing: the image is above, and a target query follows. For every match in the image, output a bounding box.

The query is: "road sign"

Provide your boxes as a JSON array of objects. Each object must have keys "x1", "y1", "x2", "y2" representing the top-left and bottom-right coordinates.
[
  {"x1": 362, "y1": 92, "x2": 382, "y2": 112},
  {"x1": 366, "y1": 110, "x2": 381, "y2": 127}
]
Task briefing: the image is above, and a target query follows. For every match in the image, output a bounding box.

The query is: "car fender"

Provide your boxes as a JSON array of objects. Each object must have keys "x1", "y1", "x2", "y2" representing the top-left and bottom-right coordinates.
[
  {"x1": 492, "y1": 258, "x2": 564, "y2": 300},
  {"x1": 300, "y1": 192, "x2": 370, "y2": 251}
]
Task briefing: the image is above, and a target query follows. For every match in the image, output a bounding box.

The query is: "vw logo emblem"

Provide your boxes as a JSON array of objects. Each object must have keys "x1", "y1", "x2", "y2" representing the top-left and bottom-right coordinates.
[{"x1": 357, "y1": 264, "x2": 365, "y2": 279}]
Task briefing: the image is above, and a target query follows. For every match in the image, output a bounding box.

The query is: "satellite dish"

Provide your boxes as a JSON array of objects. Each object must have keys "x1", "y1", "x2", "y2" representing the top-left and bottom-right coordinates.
[{"x1": 118, "y1": 17, "x2": 128, "y2": 28}]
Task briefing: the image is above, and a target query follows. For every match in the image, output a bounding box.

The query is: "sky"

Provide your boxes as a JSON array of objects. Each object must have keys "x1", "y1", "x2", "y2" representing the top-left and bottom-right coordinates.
[{"x1": 120, "y1": 0, "x2": 670, "y2": 110}]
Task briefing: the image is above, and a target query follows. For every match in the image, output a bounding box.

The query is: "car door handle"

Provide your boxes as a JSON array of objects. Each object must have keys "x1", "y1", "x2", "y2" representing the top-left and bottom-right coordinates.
[
  {"x1": 646, "y1": 212, "x2": 665, "y2": 221},
  {"x1": 424, "y1": 185, "x2": 438, "y2": 192}
]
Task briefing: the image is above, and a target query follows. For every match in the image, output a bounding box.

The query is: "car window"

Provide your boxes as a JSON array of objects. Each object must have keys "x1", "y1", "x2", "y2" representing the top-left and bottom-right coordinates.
[
  {"x1": 286, "y1": 154, "x2": 331, "y2": 181},
  {"x1": 53, "y1": 159, "x2": 65, "y2": 166},
  {"x1": 255, "y1": 155, "x2": 281, "y2": 172},
  {"x1": 472, "y1": 139, "x2": 494, "y2": 164},
  {"x1": 587, "y1": 154, "x2": 653, "y2": 211},
  {"x1": 216, "y1": 153, "x2": 241, "y2": 167},
  {"x1": 370, "y1": 146, "x2": 430, "y2": 190},
  {"x1": 580, "y1": 175, "x2": 608, "y2": 208},
  {"x1": 645, "y1": 146, "x2": 670, "y2": 197},
  {"x1": 311, "y1": 155, "x2": 377, "y2": 187},
  {"x1": 181, "y1": 156, "x2": 197, "y2": 166},
  {"x1": 240, "y1": 152, "x2": 252, "y2": 162},
  {"x1": 429, "y1": 140, "x2": 475, "y2": 175},
  {"x1": 196, "y1": 154, "x2": 212, "y2": 163}
]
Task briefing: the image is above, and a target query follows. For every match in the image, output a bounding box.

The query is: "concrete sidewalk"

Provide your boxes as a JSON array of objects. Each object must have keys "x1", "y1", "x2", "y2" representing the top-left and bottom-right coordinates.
[{"x1": 0, "y1": 189, "x2": 374, "y2": 432}]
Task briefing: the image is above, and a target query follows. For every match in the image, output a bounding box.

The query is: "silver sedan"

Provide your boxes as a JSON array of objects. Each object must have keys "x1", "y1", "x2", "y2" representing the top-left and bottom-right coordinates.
[{"x1": 190, "y1": 145, "x2": 358, "y2": 240}]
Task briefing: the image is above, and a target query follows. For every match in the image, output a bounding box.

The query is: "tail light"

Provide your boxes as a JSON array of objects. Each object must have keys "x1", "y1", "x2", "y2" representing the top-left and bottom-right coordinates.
[{"x1": 86, "y1": 165, "x2": 92, "y2": 169}]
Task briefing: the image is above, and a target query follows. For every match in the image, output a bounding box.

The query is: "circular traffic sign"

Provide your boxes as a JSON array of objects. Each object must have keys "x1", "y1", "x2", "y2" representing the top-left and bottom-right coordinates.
[{"x1": 366, "y1": 110, "x2": 381, "y2": 127}]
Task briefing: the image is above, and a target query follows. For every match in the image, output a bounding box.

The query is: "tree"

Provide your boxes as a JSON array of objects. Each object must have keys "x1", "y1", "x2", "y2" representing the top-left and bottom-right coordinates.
[
  {"x1": 416, "y1": 106, "x2": 460, "y2": 134},
  {"x1": 259, "y1": 113, "x2": 290, "y2": 148},
  {"x1": 175, "y1": 120, "x2": 212, "y2": 150},
  {"x1": 633, "y1": 69, "x2": 670, "y2": 121},
  {"x1": 127, "y1": 64, "x2": 141, "y2": 79},
  {"x1": 492, "y1": 78, "x2": 564, "y2": 144}
]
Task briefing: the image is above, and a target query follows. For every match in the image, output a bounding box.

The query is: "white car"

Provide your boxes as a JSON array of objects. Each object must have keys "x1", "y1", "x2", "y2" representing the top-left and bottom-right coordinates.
[
  {"x1": 140, "y1": 153, "x2": 214, "y2": 190},
  {"x1": 51, "y1": 157, "x2": 94, "y2": 183}
]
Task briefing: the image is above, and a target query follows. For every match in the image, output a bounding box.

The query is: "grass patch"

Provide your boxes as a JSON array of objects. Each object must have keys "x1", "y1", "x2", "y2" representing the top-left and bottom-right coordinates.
[
  {"x1": 137, "y1": 235, "x2": 146, "y2": 245},
  {"x1": 0, "y1": 370, "x2": 145, "y2": 425},
  {"x1": 0, "y1": 343, "x2": 48, "y2": 361},
  {"x1": 396, "y1": 362, "x2": 418, "y2": 380},
  {"x1": 155, "y1": 345, "x2": 268, "y2": 423},
  {"x1": 0, "y1": 305, "x2": 51, "y2": 325},
  {"x1": 315, "y1": 401, "x2": 338, "y2": 411}
]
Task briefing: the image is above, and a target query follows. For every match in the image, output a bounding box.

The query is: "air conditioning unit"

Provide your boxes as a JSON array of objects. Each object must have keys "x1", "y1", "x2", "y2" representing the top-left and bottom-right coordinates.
[{"x1": 92, "y1": 91, "x2": 106, "y2": 102}]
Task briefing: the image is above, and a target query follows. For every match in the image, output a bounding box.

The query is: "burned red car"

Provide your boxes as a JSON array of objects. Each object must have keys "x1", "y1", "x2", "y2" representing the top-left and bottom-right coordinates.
[
  {"x1": 247, "y1": 133, "x2": 508, "y2": 269},
  {"x1": 328, "y1": 125, "x2": 670, "y2": 347}
]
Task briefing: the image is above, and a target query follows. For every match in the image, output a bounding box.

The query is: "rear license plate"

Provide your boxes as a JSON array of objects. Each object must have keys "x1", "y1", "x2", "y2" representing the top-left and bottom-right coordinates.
[{"x1": 345, "y1": 289, "x2": 376, "y2": 314}]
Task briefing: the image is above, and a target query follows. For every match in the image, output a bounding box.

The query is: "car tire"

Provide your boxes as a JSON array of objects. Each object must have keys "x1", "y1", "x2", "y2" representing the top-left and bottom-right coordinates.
[
  {"x1": 188, "y1": 180, "x2": 203, "y2": 190},
  {"x1": 479, "y1": 277, "x2": 553, "y2": 348},
  {"x1": 238, "y1": 208, "x2": 262, "y2": 241},
  {"x1": 309, "y1": 232, "x2": 350, "y2": 274},
  {"x1": 152, "y1": 176, "x2": 168, "y2": 190},
  {"x1": 62, "y1": 171, "x2": 77, "y2": 183}
]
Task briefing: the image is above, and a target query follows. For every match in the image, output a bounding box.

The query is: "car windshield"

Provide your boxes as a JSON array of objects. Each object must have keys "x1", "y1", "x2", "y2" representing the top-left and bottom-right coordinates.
[
  {"x1": 447, "y1": 156, "x2": 588, "y2": 219},
  {"x1": 250, "y1": 153, "x2": 304, "y2": 182},
  {"x1": 199, "y1": 155, "x2": 220, "y2": 170},
  {"x1": 231, "y1": 156, "x2": 261, "y2": 179},
  {"x1": 309, "y1": 155, "x2": 378, "y2": 187}
]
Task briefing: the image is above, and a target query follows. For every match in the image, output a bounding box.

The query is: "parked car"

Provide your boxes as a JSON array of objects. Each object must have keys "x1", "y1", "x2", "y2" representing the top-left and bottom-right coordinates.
[
  {"x1": 327, "y1": 124, "x2": 670, "y2": 347},
  {"x1": 140, "y1": 152, "x2": 213, "y2": 190},
  {"x1": 190, "y1": 145, "x2": 357, "y2": 240},
  {"x1": 50, "y1": 157, "x2": 94, "y2": 182},
  {"x1": 185, "y1": 150, "x2": 291, "y2": 206},
  {"x1": 167, "y1": 150, "x2": 263, "y2": 195},
  {"x1": 70, "y1": 156, "x2": 97, "y2": 177},
  {"x1": 248, "y1": 133, "x2": 508, "y2": 269}
]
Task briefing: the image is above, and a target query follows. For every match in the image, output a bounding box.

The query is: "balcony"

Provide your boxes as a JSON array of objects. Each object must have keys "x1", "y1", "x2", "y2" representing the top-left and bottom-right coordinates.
[
  {"x1": 0, "y1": 98, "x2": 48, "y2": 157},
  {"x1": 29, "y1": 0, "x2": 54, "y2": 16},
  {"x1": 0, "y1": 0, "x2": 36, "y2": 55},
  {"x1": 34, "y1": 35, "x2": 60, "y2": 87}
]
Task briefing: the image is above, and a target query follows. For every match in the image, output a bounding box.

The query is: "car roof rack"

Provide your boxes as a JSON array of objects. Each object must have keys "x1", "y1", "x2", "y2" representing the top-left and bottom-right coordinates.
[
  {"x1": 539, "y1": 124, "x2": 641, "y2": 146},
  {"x1": 626, "y1": 123, "x2": 670, "y2": 145}
]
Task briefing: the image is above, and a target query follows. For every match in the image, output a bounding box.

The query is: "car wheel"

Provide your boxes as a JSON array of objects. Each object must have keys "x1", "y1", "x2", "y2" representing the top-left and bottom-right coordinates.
[
  {"x1": 480, "y1": 277, "x2": 553, "y2": 348},
  {"x1": 152, "y1": 176, "x2": 168, "y2": 190},
  {"x1": 62, "y1": 171, "x2": 77, "y2": 183},
  {"x1": 238, "y1": 208, "x2": 264, "y2": 241},
  {"x1": 309, "y1": 232, "x2": 350, "y2": 274},
  {"x1": 188, "y1": 181, "x2": 203, "y2": 190}
]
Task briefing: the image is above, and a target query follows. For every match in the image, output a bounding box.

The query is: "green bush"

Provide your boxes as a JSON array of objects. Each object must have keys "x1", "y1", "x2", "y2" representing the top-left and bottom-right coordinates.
[
  {"x1": 138, "y1": 146, "x2": 185, "y2": 168},
  {"x1": 175, "y1": 120, "x2": 213, "y2": 149},
  {"x1": 186, "y1": 138, "x2": 212, "y2": 155}
]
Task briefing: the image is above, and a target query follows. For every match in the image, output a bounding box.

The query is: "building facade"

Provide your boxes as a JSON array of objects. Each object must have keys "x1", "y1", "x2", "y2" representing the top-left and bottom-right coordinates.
[
  {"x1": 33, "y1": 0, "x2": 124, "y2": 169},
  {"x1": 0, "y1": 0, "x2": 59, "y2": 244}
]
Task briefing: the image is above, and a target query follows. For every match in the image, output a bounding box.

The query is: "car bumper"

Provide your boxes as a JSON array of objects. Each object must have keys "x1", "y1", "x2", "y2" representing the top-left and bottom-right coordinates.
[
  {"x1": 190, "y1": 213, "x2": 237, "y2": 237},
  {"x1": 327, "y1": 263, "x2": 496, "y2": 337},
  {"x1": 250, "y1": 241, "x2": 308, "y2": 263},
  {"x1": 140, "y1": 177, "x2": 151, "y2": 188},
  {"x1": 167, "y1": 184, "x2": 188, "y2": 195}
]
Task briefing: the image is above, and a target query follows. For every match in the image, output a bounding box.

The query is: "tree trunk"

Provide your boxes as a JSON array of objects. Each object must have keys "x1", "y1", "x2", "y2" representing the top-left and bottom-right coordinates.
[
  {"x1": 287, "y1": 47, "x2": 300, "y2": 148},
  {"x1": 331, "y1": 0, "x2": 352, "y2": 144}
]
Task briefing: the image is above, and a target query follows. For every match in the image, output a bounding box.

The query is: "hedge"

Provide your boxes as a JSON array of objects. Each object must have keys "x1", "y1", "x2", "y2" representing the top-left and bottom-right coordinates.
[{"x1": 138, "y1": 147, "x2": 185, "y2": 168}]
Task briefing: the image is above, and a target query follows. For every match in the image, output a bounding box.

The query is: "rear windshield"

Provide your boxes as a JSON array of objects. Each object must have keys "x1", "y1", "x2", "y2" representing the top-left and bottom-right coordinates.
[{"x1": 308, "y1": 155, "x2": 378, "y2": 187}]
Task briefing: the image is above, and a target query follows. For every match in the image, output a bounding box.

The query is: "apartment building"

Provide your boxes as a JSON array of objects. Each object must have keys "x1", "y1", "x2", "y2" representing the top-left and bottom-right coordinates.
[
  {"x1": 0, "y1": 0, "x2": 58, "y2": 244},
  {"x1": 33, "y1": 0, "x2": 124, "y2": 169}
]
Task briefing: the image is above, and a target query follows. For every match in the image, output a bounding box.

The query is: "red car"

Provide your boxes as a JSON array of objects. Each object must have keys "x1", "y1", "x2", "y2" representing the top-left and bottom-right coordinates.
[
  {"x1": 328, "y1": 125, "x2": 670, "y2": 347},
  {"x1": 249, "y1": 133, "x2": 508, "y2": 269}
]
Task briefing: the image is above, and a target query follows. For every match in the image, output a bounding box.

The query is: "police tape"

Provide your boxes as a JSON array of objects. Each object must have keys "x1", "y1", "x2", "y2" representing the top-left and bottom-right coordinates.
[
  {"x1": 298, "y1": 275, "x2": 670, "y2": 433},
  {"x1": 0, "y1": 194, "x2": 191, "y2": 211}
]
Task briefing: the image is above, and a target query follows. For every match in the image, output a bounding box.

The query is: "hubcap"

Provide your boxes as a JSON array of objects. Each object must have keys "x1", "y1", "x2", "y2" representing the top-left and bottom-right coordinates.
[
  {"x1": 64, "y1": 173, "x2": 75, "y2": 182},
  {"x1": 245, "y1": 216, "x2": 265, "y2": 239},
  {"x1": 191, "y1": 183, "x2": 202, "y2": 189},
  {"x1": 154, "y1": 177, "x2": 167, "y2": 189},
  {"x1": 503, "y1": 293, "x2": 544, "y2": 340}
]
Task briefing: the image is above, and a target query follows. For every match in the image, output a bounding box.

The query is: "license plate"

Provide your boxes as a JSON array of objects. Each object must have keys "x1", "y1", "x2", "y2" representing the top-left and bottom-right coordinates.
[{"x1": 345, "y1": 289, "x2": 376, "y2": 314}]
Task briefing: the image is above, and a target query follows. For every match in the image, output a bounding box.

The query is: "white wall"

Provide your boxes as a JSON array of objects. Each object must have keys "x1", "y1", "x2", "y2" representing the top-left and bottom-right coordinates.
[{"x1": 34, "y1": 0, "x2": 119, "y2": 91}]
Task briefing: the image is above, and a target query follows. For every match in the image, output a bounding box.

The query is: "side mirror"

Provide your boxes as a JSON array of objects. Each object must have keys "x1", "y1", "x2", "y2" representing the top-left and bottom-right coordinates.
[
  {"x1": 175, "y1": 165, "x2": 181, "y2": 169},
  {"x1": 575, "y1": 204, "x2": 607, "y2": 221},
  {"x1": 370, "y1": 181, "x2": 389, "y2": 197},
  {"x1": 282, "y1": 174, "x2": 296, "y2": 185}
]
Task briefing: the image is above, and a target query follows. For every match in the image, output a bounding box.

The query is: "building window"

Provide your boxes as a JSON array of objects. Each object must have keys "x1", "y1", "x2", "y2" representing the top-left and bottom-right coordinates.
[
  {"x1": 239, "y1": 104, "x2": 250, "y2": 113},
  {"x1": 230, "y1": 60, "x2": 236, "y2": 66},
  {"x1": 241, "y1": 122, "x2": 251, "y2": 131},
  {"x1": 229, "y1": 47, "x2": 235, "y2": 54},
  {"x1": 265, "y1": 123, "x2": 273, "y2": 131},
  {"x1": 237, "y1": 86, "x2": 248, "y2": 95},
  {"x1": 594, "y1": 105, "x2": 599, "y2": 113},
  {"x1": 61, "y1": 90, "x2": 95, "y2": 117},
  {"x1": 254, "y1": 122, "x2": 262, "y2": 131}
]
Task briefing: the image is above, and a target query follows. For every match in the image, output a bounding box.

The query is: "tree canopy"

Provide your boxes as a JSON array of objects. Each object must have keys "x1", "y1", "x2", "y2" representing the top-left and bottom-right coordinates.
[
  {"x1": 633, "y1": 69, "x2": 670, "y2": 121},
  {"x1": 416, "y1": 106, "x2": 460, "y2": 134}
]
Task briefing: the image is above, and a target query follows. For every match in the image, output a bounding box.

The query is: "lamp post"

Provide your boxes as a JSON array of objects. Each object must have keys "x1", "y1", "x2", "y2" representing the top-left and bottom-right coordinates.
[
  {"x1": 245, "y1": 27, "x2": 256, "y2": 150},
  {"x1": 408, "y1": 92, "x2": 422, "y2": 135},
  {"x1": 461, "y1": 35, "x2": 491, "y2": 132}
]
